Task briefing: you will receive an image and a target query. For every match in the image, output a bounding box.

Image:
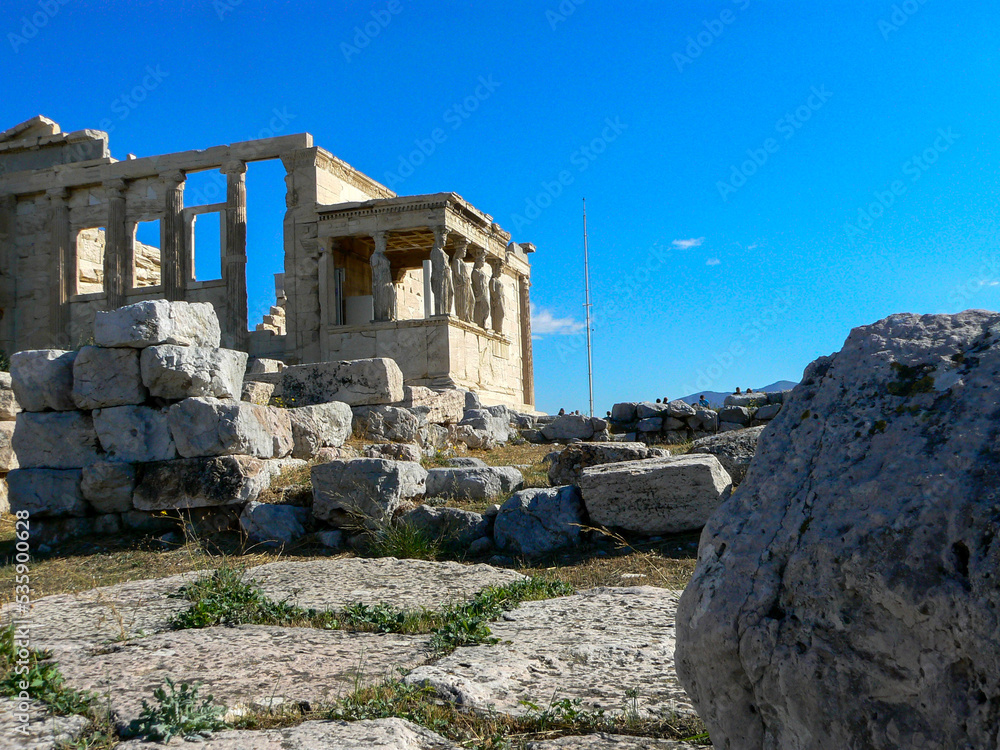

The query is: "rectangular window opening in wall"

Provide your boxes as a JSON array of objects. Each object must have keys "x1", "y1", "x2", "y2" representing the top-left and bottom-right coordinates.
[
  {"x1": 133, "y1": 220, "x2": 161, "y2": 288},
  {"x1": 184, "y1": 169, "x2": 227, "y2": 208},
  {"x1": 75, "y1": 226, "x2": 107, "y2": 293},
  {"x1": 193, "y1": 211, "x2": 222, "y2": 281}
]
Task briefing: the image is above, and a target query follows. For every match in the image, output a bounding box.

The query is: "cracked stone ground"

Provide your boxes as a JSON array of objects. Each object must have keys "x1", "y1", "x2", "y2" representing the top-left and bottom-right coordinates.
[{"x1": 2, "y1": 557, "x2": 702, "y2": 750}]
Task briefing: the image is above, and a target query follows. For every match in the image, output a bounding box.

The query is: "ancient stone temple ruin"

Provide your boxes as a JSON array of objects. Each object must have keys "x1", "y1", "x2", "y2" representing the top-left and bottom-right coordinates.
[{"x1": 0, "y1": 116, "x2": 535, "y2": 410}]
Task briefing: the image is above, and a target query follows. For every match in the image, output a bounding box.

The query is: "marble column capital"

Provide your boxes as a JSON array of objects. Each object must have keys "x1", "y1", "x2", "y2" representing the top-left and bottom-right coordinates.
[{"x1": 221, "y1": 160, "x2": 247, "y2": 176}]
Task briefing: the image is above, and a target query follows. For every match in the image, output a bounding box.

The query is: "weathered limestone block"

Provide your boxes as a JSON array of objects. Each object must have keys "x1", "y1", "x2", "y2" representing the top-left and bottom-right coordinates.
[
  {"x1": 140, "y1": 345, "x2": 247, "y2": 399},
  {"x1": 259, "y1": 406, "x2": 294, "y2": 459},
  {"x1": 754, "y1": 402, "x2": 781, "y2": 420},
  {"x1": 72, "y1": 346, "x2": 146, "y2": 409},
  {"x1": 8, "y1": 468, "x2": 87, "y2": 517},
  {"x1": 363, "y1": 442, "x2": 423, "y2": 462},
  {"x1": 246, "y1": 357, "x2": 283, "y2": 375},
  {"x1": 493, "y1": 486, "x2": 586, "y2": 557},
  {"x1": 691, "y1": 406, "x2": 718, "y2": 432},
  {"x1": 239, "y1": 501, "x2": 309, "y2": 547},
  {"x1": 400, "y1": 505, "x2": 488, "y2": 546},
  {"x1": 133, "y1": 455, "x2": 271, "y2": 510},
  {"x1": 10, "y1": 349, "x2": 77, "y2": 411},
  {"x1": 280, "y1": 357, "x2": 404, "y2": 407},
  {"x1": 689, "y1": 425, "x2": 765, "y2": 483},
  {"x1": 0, "y1": 421, "x2": 17, "y2": 472},
  {"x1": 723, "y1": 392, "x2": 769, "y2": 408},
  {"x1": 284, "y1": 401, "x2": 353, "y2": 459},
  {"x1": 402, "y1": 386, "x2": 465, "y2": 424},
  {"x1": 666, "y1": 399, "x2": 696, "y2": 418},
  {"x1": 548, "y1": 442, "x2": 670, "y2": 487},
  {"x1": 636, "y1": 402, "x2": 668, "y2": 419},
  {"x1": 425, "y1": 466, "x2": 524, "y2": 500},
  {"x1": 311, "y1": 458, "x2": 427, "y2": 526},
  {"x1": 718, "y1": 421, "x2": 745, "y2": 433},
  {"x1": 637, "y1": 417, "x2": 662, "y2": 433},
  {"x1": 677, "y1": 311, "x2": 1000, "y2": 750},
  {"x1": 93, "y1": 405, "x2": 177, "y2": 463},
  {"x1": 579, "y1": 455, "x2": 732, "y2": 535},
  {"x1": 0, "y1": 478, "x2": 7, "y2": 515},
  {"x1": 360, "y1": 405, "x2": 421, "y2": 444},
  {"x1": 717, "y1": 405, "x2": 751, "y2": 426},
  {"x1": 459, "y1": 409, "x2": 511, "y2": 446},
  {"x1": 13, "y1": 411, "x2": 99, "y2": 469},
  {"x1": 0, "y1": 371, "x2": 19, "y2": 420},
  {"x1": 664, "y1": 417, "x2": 687, "y2": 431},
  {"x1": 81, "y1": 460, "x2": 136, "y2": 514},
  {"x1": 167, "y1": 398, "x2": 289, "y2": 459},
  {"x1": 94, "y1": 299, "x2": 221, "y2": 348},
  {"x1": 610, "y1": 402, "x2": 638, "y2": 422},
  {"x1": 241, "y1": 380, "x2": 275, "y2": 405},
  {"x1": 540, "y1": 414, "x2": 595, "y2": 442}
]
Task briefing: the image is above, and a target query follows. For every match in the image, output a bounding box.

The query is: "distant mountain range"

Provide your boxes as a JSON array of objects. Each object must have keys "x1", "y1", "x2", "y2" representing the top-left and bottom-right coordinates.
[{"x1": 677, "y1": 380, "x2": 798, "y2": 408}]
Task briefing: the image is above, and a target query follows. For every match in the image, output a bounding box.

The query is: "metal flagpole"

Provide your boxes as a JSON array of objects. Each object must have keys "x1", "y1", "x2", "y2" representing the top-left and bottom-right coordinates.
[{"x1": 583, "y1": 198, "x2": 594, "y2": 418}]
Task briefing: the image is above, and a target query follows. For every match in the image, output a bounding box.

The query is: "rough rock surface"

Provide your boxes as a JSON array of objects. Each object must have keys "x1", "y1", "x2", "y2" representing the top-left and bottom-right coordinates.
[
  {"x1": 689, "y1": 425, "x2": 765, "y2": 483},
  {"x1": 0, "y1": 421, "x2": 17, "y2": 472},
  {"x1": 579, "y1": 455, "x2": 732, "y2": 535},
  {"x1": 53, "y1": 626, "x2": 432, "y2": 727},
  {"x1": 241, "y1": 379, "x2": 275, "y2": 405},
  {"x1": 717, "y1": 405, "x2": 750, "y2": 426},
  {"x1": 548, "y1": 442, "x2": 669, "y2": 486},
  {"x1": 133, "y1": 455, "x2": 271, "y2": 510},
  {"x1": 7, "y1": 468, "x2": 86, "y2": 517},
  {"x1": 407, "y1": 587, "x2": 695, "y2": 719},
  {"x1": 10, "y1": 349, "x2": 77, "y2": 412},
  {"x1": 239, "y1": 501, "x2": 309, "y2": 546},
  {"x1": 426, "y1": 466, "x2": 524, "y2": 500},
  {"x1": 167, "y1": 398, "x2": 286, "y2": 459},
  {"x1": 140, "y1": 345, "x2": 247, "y2": 400},
  {"x1": 311, "y1": 458, "x2": 427, "y2": 526},
  {"x1": 93, "y1": 405, "x2": 176, "y2": 463},
  {"x1": 402, "y1": 385, "x2": 465, "y2": 424},
  {"x1": 493, "y1": 486, "x2": 586, "y2": 557},
  {"x1": 540, "y1": 414, "x2": 595, "y2": 441},
  {"x1": 360, "y1": 405, "x2": 421, "y2": 444},
  {"x1": 528, "y1": 737, "x2": 700, "y2": 750},
  {"x1": 401, "y1": 505, "x2": 488, "y2": 546},
  {"x1": 72, "y1": 345, "x2": 146, "y2": 409},
  {"x1": 280, "y1": 357, "x2": 404, "y2": 407},
  {"x1": 13, "y1": 411, "x2": 99, "y2": 469},
  {"x1": 363, "y1": 442, "x2": 423, "y2": 462},
  {"x1": 0, "y1": 371, "x2": 19, "y2": 420},
  {"x1": 0, "y1": 698, "x2": 90, "y2": 750},
  {"x1": 81, "y1": 460, "x2": 136, "y2": 513},
  {"x1": 288, "y1": 401, "x2": 353, "y2": 458},
  {"x1": 117, "y1": 718, "x2": 459, "y2": 750},
  {"x1": 677, "y1": 310, "x2": 1000, "y2": 750},
  {"x1": 94, "y1": 299, "x2": 221, "y2": 348}
]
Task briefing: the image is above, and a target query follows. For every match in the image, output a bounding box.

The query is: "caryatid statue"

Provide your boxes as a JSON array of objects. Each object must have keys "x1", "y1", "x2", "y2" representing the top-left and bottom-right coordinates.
[
  {"x1": 488, "y1": 258, "x2": 506, "y2": 334},
  {"x1": 471, "y1": 247, "x2": 490, "y2": 329},
  {"x1": 430, "y1": 226, "x2": 453, "y2": 316},
  {"x1": 371, "y1": 231, "x2": 396, "y2": 322},
  {"x1": 451, "y1": 238, "x2": 474, "y2": 323}
]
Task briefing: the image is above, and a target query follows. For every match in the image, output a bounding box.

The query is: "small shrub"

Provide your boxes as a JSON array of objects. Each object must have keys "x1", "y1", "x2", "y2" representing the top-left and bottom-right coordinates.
[
  {"x1": 170, "y1": 565, "x2": 305, "y2": 629},
  {"x1": 123, "y1": 678, "x2": 227, "y2": 742},
  {"x1": 0, "y1": 624, "x2": 93, "y2": 715},
  {"x1": 369, "y1": 523, "x2": 442, "y2": 561}
]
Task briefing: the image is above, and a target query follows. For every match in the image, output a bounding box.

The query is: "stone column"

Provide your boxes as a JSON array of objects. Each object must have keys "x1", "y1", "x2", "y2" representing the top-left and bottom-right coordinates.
[
  {"x1": 0, "y1": 195, "x2": 15, "y2": 351},
  {"x1": 222, "y1": 160, "x2": 248, "y2": 350},
  {"x1": 104, "y1": 179, "x2": 128, "y2": 310},
  {"x1": 451, "y1": 237, "x2": 473, "y2": 323},
  {"x1": 46, "y1": 187, "x2": 71, "y2": 346},
  {"x1": 161, "y1": 170, "x2": 186, "y2": 300},
  {"x1": 489, "y1": 258, "x2": 506, "y2": 335},
  {"x1": 471, "y1": 246, "x2": 490, "y2": 328},
  {"x1": 371, "y1": 230, "x2": 396, "y2": 322},
  {"x1": 519, "y1": 274, "x2": 535, "y2": 407},
  {"x1": 430, "y1": 225, "x2": 452, "y2": 316}
]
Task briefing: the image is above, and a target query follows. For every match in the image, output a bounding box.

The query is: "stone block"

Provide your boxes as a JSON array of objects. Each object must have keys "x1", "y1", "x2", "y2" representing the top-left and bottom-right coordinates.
[
  {"x1": 140, "y1": 345, "x2": 247, "y2": 400},
  {"x1": 94, "y1": 299, "x2": 221, "y2": 348},
  {"x1": 280, "y1": 357, "x2": 404, "y2": 407},
  {"x1": 723, "y1": 392, "x2": 769, "y2": 408},
  {"x1": 401, "y1": 386, "x2": 465, "y2": 424},
  {"x1": 579, "y1": 455, "x2": 733, "y2": 535},
  {"x1": 72, "y1": 346, "x2": 146, "y2": 409},
  {"x1": 666, "y1": 400, "x2": 697, "y2": 418},
  {"x1": 311, "y1": 458, "x2": 427, "y2": 527},
  {"x1": 425, "y1": 466, "x2": 524, "y2": 500},
  {"x1": 241, "y1": 380, "x2": 275, "y2": 405},
  {"x1": 93, "y1": 404, "x2": 177, "y2": 463},
  {"x1": 8, "y1": 468, "x2": 88, "y2": 517},
  {"x1": 246, "y1": 357, "x2": 283, "y2": 375},
  {"x1": 690, "y1": 425, "x2": 765, "y2": 483},
  {"x1": 167, "y1": 398, "x2": 286, "y2": 459},
  {"x1": 547, "y1": 442, "x2": 669, "y2": 487},
  {"x1": 717, "y1": 405, "x2": 751, "y2": 426},
  {"x1": 636, "y1": 402, "x2": 668, "y2": 419},
  {"x1": 539, "y1": 414, "x2": 594, "y2": 442},
  {"x1": 288, "y1": 402, "x2": 353, "y2": 459},
  {"x1": 81, "y1": 460, "x2": 136, "y2": 514},
  {"x1": 133, "y1": 455, "x2": 272, "y2": 510},
  {"x1": 754, "y1": 402, "x2": 782, "y2": 421},
  {"x1": 493, "y1": 485, "x2": 586, "y2": 557},
  {"x1": 637, "y1": 417, "x2": 662, "y2": 433},
  {"x1": 362, "y1": 442, "x2": 423, "y2": 463},
  {"x1": 400, "y1": 505, "x2": 488, "y2": 546},
  {"x1": 0, "y1": 371, "x2": 19, "y2": 421},
  {"x1": 13, "y1": 411, "x2": 99, "y2": 469},
  {"x1": 610, "y1": 402, "x2": 638, "y2": 422},
  {"x1": 239, "y1": 501, "x2": 309, "y2": 547},
  {"x1": 358, "y1": 405, "x2": 421, "y2": 444},
  {"x1": 10, "y1": 349, "x2": 77, "y2": 411},
  {"x1": 0, "y1": 421, "x2": 17, "y2": 472}
]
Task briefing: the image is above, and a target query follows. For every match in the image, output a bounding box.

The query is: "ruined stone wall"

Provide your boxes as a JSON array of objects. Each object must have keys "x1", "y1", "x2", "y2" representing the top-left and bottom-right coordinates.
[
  {"x1": 396, "y1": 268, "x2": 424, "y2": 320},
  {"x1": 76, "y1": 228, "x2": 161, "y2": 293}
]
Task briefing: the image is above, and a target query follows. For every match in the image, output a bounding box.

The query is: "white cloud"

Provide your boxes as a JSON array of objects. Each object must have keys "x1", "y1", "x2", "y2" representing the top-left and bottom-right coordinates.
[
  {"x1": 706, "y1": 258, "x2": 721, "y2": 266},
  {"x1": 976, "y1": 279, "x2": 1000, "y2": 288},
  {"x1": 672, "y1": 237, "x2": 705, "y2": 250},
  {"x1": 531, "y1": 303, "x2": 585, "y2": 337}
]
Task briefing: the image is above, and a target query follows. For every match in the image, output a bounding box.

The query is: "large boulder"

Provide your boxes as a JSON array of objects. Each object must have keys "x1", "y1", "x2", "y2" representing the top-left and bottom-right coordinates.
[
  {"x1": 359, "y1": 405, "x2": 421, "y2": 444},
  {"x1": 239, "y1": 501, "x2": 310, "y2": 547},
  {"x1": 548, "y1": 442, "x2": 670, "y2": 487},
  {"x1": 287, "y1": 402, "x2": 353, "y2": 459},
  {"x1": 140, "y1": 345, "x2": 247, "y2": 400},
  {"x1": 493, "y1": 485, "x2": 586, "y2": 557},
  {"x1": 363, "y1": 442, "x2": 423, "y2": 463},
  {"x1": 717, "y1": 405, "x2": 751, "y2": 426},
  {"x1": 311, "y1": 458, "x2": 427, "y2": 527},
  {"x1": 93, "y1": 405, "x2": 177, "y2": 463},
  {"x1": 459, "y1": 409, "x2": 512, "y2": 447},
  {"x1": 0, "y1": 422, "x2": 17, "y2": 472},
  {"x1": 539, "y1": 414, "x2": 595, "y2": 442},
  {"x1": 167, "y1": 398, "x2": 290, "y2": 459},
  {"x1": 578, "y1": 455, "x2": 732, "y2": 535},
  {"x1": 666, "y1": 399, "x2": 696, "y2": 418},
  {"x1": 676, "y1": 310, "x2": 1000, "y2": 750},
  {"x1": 723, "y1": 392, "x2": 769, "y2": 408},
  {"x1": 72, "y1": 346, "x2": 146, "y2": 409},
  {"x1": 401, "y1": 386, "x2": 465, "y2": 424},
  {"x1": 0, "y1": 371, "x2": 19, "y2": 421},
  {"x1": 610, "y1": 402, "x2": 639, "y2": 422},
  {"x1": 10, "y1": 349, "x2": 76, "y2": 411},
  {"x1": 133, "y1": 455, "x2": 272, "y2": 510},
  {"x1": 280, "y1": 357, "x2": 404, "y2": 407},
  {"x1": 94, "y1": 299, "x2": 221, "y2": 348},
  {"x1": 425, "y1": 466, "x2": 524, "y2": 500},
  {"x1": 689, "y1": 425, "x2": 765, "y2": 483},
  {"x1": 12, "y1": 411, "x2": 99, "y2": 469},
  {"x1": 399, "y1": 505, "x2": 488, "y2": 546},
  {"x1": 8, "y1": 468, "x2": 87, "y2": 517},
  {"x1": 636, "y1": 402, "x2": 668, "y2": 419},
  {"x1": 81, "y1": 461, "x2": 136, "y2": 514}
]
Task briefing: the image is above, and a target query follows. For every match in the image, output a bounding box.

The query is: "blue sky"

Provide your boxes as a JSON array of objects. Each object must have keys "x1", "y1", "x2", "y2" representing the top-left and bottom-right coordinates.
[{"x1": 3, "y1": 0, "x2": 998, "y2": 414}]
